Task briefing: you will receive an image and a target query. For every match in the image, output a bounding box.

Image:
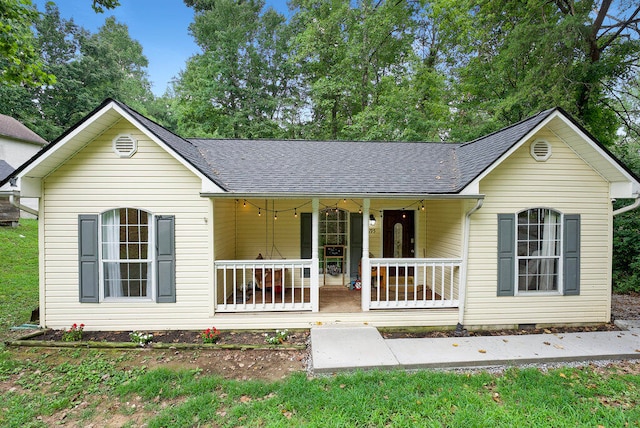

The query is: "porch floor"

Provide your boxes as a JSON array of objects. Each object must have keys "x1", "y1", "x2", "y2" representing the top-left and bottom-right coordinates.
[{"x1": 319, "y1": 285, "x2": 361, "y2": 312}]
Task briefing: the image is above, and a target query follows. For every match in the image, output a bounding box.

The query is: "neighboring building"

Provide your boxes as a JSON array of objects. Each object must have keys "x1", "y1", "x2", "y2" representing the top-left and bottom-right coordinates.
[
  {"x1": 2, "y1": 99, "x2": 639, "y2": 331},
  {"x1": 0, "y1": 114, "x2": 47, "y2": 224}
]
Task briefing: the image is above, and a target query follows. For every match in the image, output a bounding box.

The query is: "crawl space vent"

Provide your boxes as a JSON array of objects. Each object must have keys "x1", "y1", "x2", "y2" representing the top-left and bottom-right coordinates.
[
  {"x1": 113, "y1": 135, "x2": 137, "y2": 158},
  {"x1": 530, "y1": 139, "x2": 551, "y2": 161}
]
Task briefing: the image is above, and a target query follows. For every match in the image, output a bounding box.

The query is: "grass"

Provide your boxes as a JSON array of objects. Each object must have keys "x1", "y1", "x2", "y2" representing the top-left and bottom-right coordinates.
[
  {"x1": 0, "y1": 219, "x2": 39, "y2": 340},
  {"x1": 1, "y1": 218, "x2": 640, "y2": 426},
  {"x1": 1, "y1": 349, "x2": 639, "y2": 427}
]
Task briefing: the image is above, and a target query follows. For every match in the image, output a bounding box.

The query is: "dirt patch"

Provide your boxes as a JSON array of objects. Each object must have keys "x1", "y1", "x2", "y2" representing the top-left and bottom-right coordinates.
[
  {"x1": 612, "y1": 292, "x2": 640, "y2": 320},
  {"x1": 380, "y1": 323, "x2": 620, "y2": 339}
]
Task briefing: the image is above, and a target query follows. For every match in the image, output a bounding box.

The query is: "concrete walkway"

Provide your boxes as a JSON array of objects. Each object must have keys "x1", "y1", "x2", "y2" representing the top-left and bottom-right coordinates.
[{"x1": 311, "y1": 321, "x2": 640, "y2": 374}]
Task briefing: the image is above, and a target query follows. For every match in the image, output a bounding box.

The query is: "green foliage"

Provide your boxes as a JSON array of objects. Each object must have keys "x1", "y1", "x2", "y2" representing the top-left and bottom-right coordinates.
[
  {"x1": 0, "y1": 219, "x2": 39, "y2": 340},
  {"x1": 435, "y1": 0, "x2": 640, "y2": 144},
  {"x1": 611, "y1": 139, "x2": 640, "y2": 293},
  {"x1": 0, "y1": 0, "x2": 55, "y2": 87},
  {"x1": 0, "y1": 3, "x2": 153, "y2": 141}
]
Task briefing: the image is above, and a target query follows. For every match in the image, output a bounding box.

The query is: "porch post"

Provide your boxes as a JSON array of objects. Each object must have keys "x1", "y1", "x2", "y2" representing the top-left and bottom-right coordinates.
[
  {"x1": 361, "y1": 198, "x2": 371, "y2": 311},
  {"x1": 311, "y1": 198, "x2": 320, "y2": 312}
]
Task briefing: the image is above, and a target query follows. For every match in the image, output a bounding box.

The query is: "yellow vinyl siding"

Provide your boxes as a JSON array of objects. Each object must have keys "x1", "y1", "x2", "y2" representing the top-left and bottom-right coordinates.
[
  {"x1": 464, "y1": 130, "x2": 612, "y2": 327},
  {"x1": 425, "y1": 200, "x2": 462, "y2": 259},
  {"x1": 42, "y1": 119, "x2": 213, "y2": 330}
]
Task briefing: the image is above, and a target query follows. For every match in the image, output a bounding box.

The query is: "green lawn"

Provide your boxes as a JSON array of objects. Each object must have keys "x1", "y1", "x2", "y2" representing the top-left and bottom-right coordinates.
[
  {"x1": 1, "y1": 219, "x2": 640, "y2": 426},
  {"x1": 0, "y1": 219, "x2": 39, "y2": 340}
]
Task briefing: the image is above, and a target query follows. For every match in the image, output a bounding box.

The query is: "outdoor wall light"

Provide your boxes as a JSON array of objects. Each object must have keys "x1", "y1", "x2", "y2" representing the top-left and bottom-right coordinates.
[{"x1": 369, "y1": 214, "x2": 376, "y2": 226}]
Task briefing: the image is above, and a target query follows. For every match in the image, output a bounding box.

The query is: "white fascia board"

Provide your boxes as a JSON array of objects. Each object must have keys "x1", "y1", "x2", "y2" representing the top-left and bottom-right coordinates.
[
  {"x1": 19, "y1": 177, "x2": 41, "y2": 198},
  {"x1": 111, "y1": 104, "x2": 225, "y2": 195},
  {"x1": 611, "y1": 182, "x2": 638, "y2": 199}
]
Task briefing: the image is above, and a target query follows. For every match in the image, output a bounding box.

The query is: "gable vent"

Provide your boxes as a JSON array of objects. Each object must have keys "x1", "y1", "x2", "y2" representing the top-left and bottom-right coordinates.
[
  {"x1": 113, "y1": 134, "x2": 137, "y2": 158},
  {"x1": 530, "y1": 139, "x2": 551, "y2": 162}
]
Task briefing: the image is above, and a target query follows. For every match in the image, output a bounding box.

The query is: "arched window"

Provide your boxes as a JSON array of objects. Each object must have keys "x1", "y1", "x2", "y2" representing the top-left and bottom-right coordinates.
[
  {"x1": 516, "y1": 208, "x2": 562, "y2": 292},
  {"x1": 101, "y1": 208, "x2": 151, "y2": 298}
]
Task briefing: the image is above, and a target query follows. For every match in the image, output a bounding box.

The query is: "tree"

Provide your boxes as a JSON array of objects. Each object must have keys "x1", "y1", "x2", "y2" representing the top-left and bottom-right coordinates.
[
  {"x1": 0, "y1": 0, "x2": 54, "y2": 87},
  {"x1": 176, "y1": 0, "x2": 296, "y2": 138},
  {"x1": 434, "y1": 0, "x2": 640, "y2": 144},
  {"x1": 0, "y1": 3, "x2": 153, "y2": 141},
  {"x1": 0, "y1": 0, "x2": 121, "y2": 87}
]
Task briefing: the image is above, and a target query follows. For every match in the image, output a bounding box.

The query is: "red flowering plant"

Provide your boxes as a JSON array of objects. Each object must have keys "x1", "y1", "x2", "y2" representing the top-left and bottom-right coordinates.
[
  {"x1": 201, "y1": 327, "x2": 221, "y2": 344},
  {"x1": 62, "y1": 323, "x2": 85, "y2": 342}
]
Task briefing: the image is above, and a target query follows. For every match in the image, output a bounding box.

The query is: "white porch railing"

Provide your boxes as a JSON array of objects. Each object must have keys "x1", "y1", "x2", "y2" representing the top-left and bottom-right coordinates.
[
  {"x1": 368, "y1": 258, "x2": 461, "y2": 309},
  {"x1": 214, "y1": 260, "x2": 313, "y2": 312}
]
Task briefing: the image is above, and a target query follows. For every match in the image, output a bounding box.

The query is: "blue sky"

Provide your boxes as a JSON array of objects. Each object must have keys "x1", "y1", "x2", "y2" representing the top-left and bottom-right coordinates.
[{"x1": 33, "y1": 0, "x2": 290, "y2": 96}]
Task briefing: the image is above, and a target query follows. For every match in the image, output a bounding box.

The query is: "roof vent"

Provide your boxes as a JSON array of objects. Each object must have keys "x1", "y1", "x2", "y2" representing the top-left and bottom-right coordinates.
[
  {"x1": 530, "y1": 139, "x2": 551, "y2": 162},
  {"x1": 113, "y1": 134, "x2": 137, "y2": 158}
]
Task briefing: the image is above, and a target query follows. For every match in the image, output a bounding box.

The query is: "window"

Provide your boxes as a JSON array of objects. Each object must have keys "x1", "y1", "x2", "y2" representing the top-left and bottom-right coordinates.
[
  {"x1": 517, "y1": 208, "x2": 561, "y2": 292},
  {"x1": 78, "y1": 211, "x2": 175, "y2": 303},
  {"x1": 497, "y1": 211, "x2": 580, "y2": 297},
  {"x1": 102, "y1": 208, "x2": 151, "y2": 298},
  {"x1": 319, "y1": 208, "x2": 348, "y2": 274}
]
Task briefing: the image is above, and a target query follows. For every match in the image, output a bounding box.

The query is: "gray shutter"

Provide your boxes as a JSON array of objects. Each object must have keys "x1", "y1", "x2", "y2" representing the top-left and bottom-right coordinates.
[
  {"x1": 497, "y1": 214, "x2": 516, "y2": 296},
  {"x1": 156, "y1": 215, "x2": 176, "y2": 303},
  {"x1": 563, "y1": 214, "x2": 580, "y2": 296},
  {"x1": 78, "y1": 214, "x2": 99, "y2": 302},
  {"x1": 300, "y1": 213, "x2": 312, "y2": 278},
  {"x1": 350, "y1": 213, "x2": 363, "y2": 280}
]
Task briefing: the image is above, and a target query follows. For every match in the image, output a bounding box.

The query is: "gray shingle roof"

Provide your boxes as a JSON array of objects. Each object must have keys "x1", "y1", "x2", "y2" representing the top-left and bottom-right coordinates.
[
  {"x1": 187, "y1": 110, "x2": 557, "y2": 195},
  {"x1": 0, "y1": 99, "x2": 564, "y2": 195},
  {"x1": 0, "y1": 160, "x2": 15, "y2": 183},
  {"x1": 122, "y1": 101, "x2": 558, "y2": 195},
  {"x1": 189, "y1": 139, "x2": 460, "y2": 194},
  {"x1": 0, "y1": 114, "x2": 47, "y2": 145}
]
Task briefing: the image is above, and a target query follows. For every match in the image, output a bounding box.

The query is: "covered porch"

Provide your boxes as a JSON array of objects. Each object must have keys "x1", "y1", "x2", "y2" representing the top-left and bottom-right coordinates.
[{"x1": 211, "y1": 196, "x2": 480, "y2": 316}]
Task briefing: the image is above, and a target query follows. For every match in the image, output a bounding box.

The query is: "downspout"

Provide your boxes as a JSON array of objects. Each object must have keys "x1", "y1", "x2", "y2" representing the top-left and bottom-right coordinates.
[
  {"x1": 457, "y1": 196, "x2": 484, "y2": 334},
  {"x1": 612, "y1": 194, "x2": 640, "y2": 216},
  {"x1": 9, "y1": 193, "x2": 39, "y2": 218}
]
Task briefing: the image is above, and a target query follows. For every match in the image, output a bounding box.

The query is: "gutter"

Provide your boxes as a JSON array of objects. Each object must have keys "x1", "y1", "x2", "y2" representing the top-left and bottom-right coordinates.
[
  {"x1": 457, "y1": 196, "x2": 485, "y2": 333},
  {"x1": 9, "y1": 192, "x2": 39, "y2": 218},
  {"x1": 613, "y1": 194, "x2": 640, "y2": 216}
]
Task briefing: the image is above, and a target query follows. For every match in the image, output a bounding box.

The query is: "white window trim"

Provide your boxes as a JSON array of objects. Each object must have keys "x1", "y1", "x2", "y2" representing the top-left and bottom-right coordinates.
[
  {"x1": 98, "y1": 208, "x2": 156, "y2": 302},
  {"x1": 514, "y1": 208, "x2": 563, "y2": 296}
]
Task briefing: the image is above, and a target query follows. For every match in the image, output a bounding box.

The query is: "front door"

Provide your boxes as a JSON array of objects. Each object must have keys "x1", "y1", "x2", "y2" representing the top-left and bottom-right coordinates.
[{"x1": 383, "y1": 210, "x2": 415, "y2": 276}]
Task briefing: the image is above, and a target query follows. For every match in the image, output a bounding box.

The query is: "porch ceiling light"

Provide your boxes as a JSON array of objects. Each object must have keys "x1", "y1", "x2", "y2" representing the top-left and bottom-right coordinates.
[{"x1": 369, "y1": 214, "x2": 376, "y2": 226}]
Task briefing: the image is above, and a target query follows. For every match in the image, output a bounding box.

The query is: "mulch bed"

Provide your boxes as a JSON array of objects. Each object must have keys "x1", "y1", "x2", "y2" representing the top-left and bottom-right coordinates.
[
  {"x1": 25, "y1": 329, "x2": 309, "y2": 346},
  {"x1": 381, "y1": 323, "x2": 620, "y2": 339},
  {"x1": 25, "y1": 324, "x2": 620, "y2": 344}
]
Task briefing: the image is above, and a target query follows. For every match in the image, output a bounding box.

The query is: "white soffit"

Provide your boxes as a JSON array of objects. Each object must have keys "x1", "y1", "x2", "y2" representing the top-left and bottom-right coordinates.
[{"x1": 18, "y1": 103, "x2": 122, "y2": 181}]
